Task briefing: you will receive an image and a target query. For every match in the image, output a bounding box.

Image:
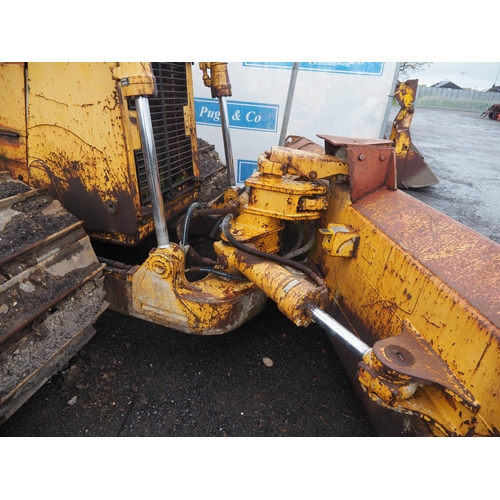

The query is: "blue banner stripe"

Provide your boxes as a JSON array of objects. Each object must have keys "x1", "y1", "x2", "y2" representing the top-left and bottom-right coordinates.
[
  {"x1": 195, "y1": 98, "x2": 279, "y2": 132},
  {"x1": 237, "y1": 160, "x2": 258, "y2": 184},
  {"x1": 243, "y1": 62, "x2": 384, "y2": 76}
]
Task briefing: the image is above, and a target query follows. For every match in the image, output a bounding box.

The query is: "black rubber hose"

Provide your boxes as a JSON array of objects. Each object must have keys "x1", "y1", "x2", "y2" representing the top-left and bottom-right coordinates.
[
  {"x1": 280, "y1": 220, "x2": 305, "y2": 257},
  {"x1": 179, "y1": 204, "x2": 240, "y2": 245},
  {"x1": 187, "y1": 246, "x2": 218, "y2": 267},
  {"x1": 221, "y1": 214, "x2": 324, "y2": 287},
  {"x1": 181, "y1": 202, "x2": 204, "y2": 246},
  {"x1": 281, "y1": 220, "x2": 317, "y2": 260},
  {"x1": 185, "y1": 267, "x2": 248, "y2": 282}
]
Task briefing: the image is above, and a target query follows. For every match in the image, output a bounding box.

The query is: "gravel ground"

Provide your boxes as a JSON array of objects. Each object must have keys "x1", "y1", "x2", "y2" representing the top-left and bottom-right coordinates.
[
  {"x1": 1, "y1": 106, "x2": 498, "y2": 439},
  {"x1": 0, "y1": 303, "x2": 375, "y2": 437}
]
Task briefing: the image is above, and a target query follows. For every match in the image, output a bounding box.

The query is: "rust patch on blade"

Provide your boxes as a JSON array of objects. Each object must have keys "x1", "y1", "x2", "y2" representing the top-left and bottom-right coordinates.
[{"x1": 355, "y1": 189, "x2": 500, "y2": 329}]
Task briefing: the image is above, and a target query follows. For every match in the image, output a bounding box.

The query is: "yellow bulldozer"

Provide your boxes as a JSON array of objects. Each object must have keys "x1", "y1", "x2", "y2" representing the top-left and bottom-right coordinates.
[{"x1": 0, "y1": 62, "x2": 499, "y2": 436}]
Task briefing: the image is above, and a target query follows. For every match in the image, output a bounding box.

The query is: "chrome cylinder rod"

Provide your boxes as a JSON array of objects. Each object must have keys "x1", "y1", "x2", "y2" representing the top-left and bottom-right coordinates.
[
  {"x1": 307, "y1": 305, "x2": 371, "y2": 358},
  {"x1": 135, "y1": 96, "x2": 170, "y2": 248},
  {"x1": 218, "y1": 96, "x2": 236, "y2": 187}
]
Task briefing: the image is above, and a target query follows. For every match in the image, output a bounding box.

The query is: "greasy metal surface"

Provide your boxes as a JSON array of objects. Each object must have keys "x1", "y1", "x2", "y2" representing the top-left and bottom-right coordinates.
[
  {"x1": 285, "y1": 135, "x2": 398, "y2": 200},
  {"x1": 24, "y1": 63, "x2": 141, "y2": 239},
  {"x1": 217, "y1": 242, "x2": 325, "y2": 327},
  {"x1": 266, "y1": 145, "x2": 347, "y2": 179},
  {"x1": 358, "y1": 349, "x2": 420, "y2": 409},
  {"x1": 245, "y1": 173, "x2": 328, "y2": 220},
  {"x1": 0, "y1": 62, "x2": 198, "y2": 246},
  {"x1": 319, "y1": 224, "x2": 359, "y2": 257},
  {"x1": 358, "y1": 346, "x2": 492, "y2": 436},
  {"x1": 372, "y1": 321, "x2": 478, "y2": 410},
  {"x1": 199, "y1": 63, "x2": 232, "y2": 98},
  {"x1": 389, "y1": 80, "x2": 439, "y2": 188},
  {"x1": 96, "y1": 188, "x2": 197, "y2": 246},
  {"x1": 383, "y1": 345, "x2": 414, "y2": 366},
  {"x1": 287, "y1": 134, "x2": 403, "y2": 199},
  {"x1": 289, "y1": 126, "x2": 437, "y2": 191},
  {"x1": 225, "y1": 212, "x2": 283, "y2": 253},
  {"x1": 130, "y1": 244, "x2": 268, "y2": 335},
  {"x1": 110, "y1": 62, "x2": 156, "y2": 98}
]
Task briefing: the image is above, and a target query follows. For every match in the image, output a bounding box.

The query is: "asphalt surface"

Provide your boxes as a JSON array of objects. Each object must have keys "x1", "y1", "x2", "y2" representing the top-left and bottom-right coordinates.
[{"x1": 1, "y1": 106, "x2": 499, "y2": 438}]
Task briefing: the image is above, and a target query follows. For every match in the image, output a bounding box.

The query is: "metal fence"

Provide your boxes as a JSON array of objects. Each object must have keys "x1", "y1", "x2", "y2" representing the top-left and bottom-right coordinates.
[{"x1": 415, "y1": 86, "x2": 499, "y2": 113}]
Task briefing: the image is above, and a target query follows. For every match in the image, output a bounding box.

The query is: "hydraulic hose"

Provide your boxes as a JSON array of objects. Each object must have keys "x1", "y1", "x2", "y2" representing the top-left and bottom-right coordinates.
[
  {"x1": 185, "y1": 267, "x2": 248, "y2": 282},
  {"x1": 281, "y1": 220, "x2": 305, "y2": 257},
  {"x1": 180, "y1": 203, "x2": 240, "y2": 246},
  {"x1": 221, "y1": 214, "x2": 324, "y2": 287},
  {"x1": 281, "y1": 220, "x2": 316, "y2": 260},
  {"x1": 181, "y1": 202, "x2": 204, "y2": 246},
  {"x1": 178, "y1": 203, "x2": 241, "y2": 266},
  {"x1": 187, "y1": 246, "x2": 218, "y2": 267}
]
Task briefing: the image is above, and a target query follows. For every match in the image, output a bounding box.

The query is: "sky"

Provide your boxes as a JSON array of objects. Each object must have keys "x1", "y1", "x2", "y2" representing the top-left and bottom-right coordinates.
[
  {"x1": 403, "y1": 62, "x2": 500, "y2": 91},
  {"x1": 4, "y1": 3, "x2": 498, "y2": 88}
]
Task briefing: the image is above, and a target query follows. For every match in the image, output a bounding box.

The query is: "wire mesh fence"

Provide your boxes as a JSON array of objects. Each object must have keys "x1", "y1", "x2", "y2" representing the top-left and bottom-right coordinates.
[{"x1": 415, "y1": 86, "x2": 499, "y2": 113}]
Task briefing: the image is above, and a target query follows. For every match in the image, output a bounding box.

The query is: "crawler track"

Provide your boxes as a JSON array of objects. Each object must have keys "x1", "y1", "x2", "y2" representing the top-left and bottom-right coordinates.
[{"x1": 0, "y1": 172, "x2": 108, "y2": 424}]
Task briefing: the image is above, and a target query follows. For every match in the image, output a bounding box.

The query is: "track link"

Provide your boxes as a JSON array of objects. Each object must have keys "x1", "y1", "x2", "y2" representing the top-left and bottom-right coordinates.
[{"x1": 0, "y1": 172, "x2": 108, "y2": 424}]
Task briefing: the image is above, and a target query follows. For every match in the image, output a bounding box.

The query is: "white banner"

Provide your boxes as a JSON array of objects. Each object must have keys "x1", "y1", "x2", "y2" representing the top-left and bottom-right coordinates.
[{"x1": 193, "y1": 62, "x2": 399, "y2": 184}]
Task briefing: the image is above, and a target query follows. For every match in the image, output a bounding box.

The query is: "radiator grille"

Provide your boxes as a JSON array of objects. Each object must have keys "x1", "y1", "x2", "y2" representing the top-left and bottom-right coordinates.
[{"x1": 134, "y1": 62, "x2": 195, "y2": 206}]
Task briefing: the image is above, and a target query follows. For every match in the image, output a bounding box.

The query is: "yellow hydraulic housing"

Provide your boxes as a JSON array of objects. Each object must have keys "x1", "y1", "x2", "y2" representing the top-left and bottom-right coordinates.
[
  {"x1": 0, "y1": 62, "x2": 200, "y2": 245},
  {"x1": 199, "y1": 62, "x2": 232, "y2": 98},
  {"x1": 110, "y1": 145, "x2": 340, "y2": 333}
]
